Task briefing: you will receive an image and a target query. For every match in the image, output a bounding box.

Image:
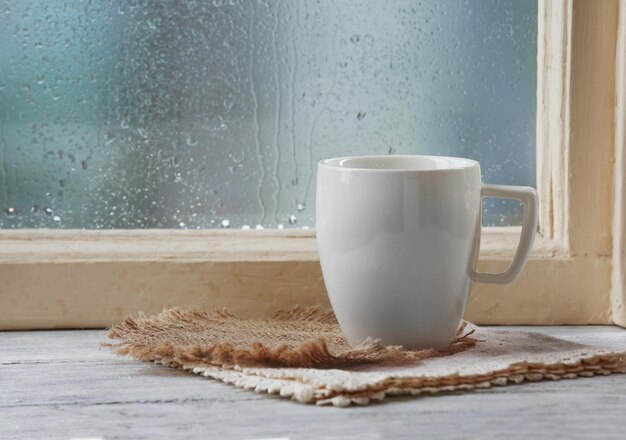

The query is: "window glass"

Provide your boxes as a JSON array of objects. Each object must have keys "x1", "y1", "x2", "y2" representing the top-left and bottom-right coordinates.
[{"x1": 0, "y1": 0, "x2": 537, "y2": 228}]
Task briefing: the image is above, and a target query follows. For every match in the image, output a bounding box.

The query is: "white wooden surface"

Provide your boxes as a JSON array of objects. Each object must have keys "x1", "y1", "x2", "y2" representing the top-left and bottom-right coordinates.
[{"x1": 2, "y1": 327, "x2": 626, "y2": 439}]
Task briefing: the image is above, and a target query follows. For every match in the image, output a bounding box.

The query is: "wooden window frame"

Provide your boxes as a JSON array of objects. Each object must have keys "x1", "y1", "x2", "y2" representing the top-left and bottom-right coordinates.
[
  {"x1": 613, "y1": 0, "x2": 626, "y2": 327},
  {"x1": 1, "y1": 0, "x2": 624, "y2": 329}
]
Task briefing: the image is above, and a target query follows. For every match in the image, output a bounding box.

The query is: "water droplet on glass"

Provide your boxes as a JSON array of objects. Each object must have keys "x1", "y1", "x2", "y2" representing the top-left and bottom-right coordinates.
[
  {"x1": 297, "y1": 203, "x2": 305, "y2": 212},
  {"x1": 350, "y1": 34, "x2": 360, "y2": 44},
  {"x1": 31, "y1": 204, "x2": 39, "y2": 213},
  {"x1": 221, "y1": 219, "x2": 230, "y2": 228},
  {"x1": 137, "y1": 128, "x2": 148, "y2": 138},
  {"x1": 59, "y1": 179, "x2": 65, "y2": 188},
  {"x1": 255, "y1": 224, "x2": 264, "y2": 230},
  {"x1": 81, "y1": 160, "x2": 88, "y2": 170},
  {"x1": 52, "y1": 215, "x2": 61, "y2": 222},
  {"x1": 105, "y1": 132, "x2": 116, "y2": 145},
  {"x1": 219, "y1": 123, "x2": 228, "y2": 130},
  {"x1": 44, "y1": 207, "x2": 53, "y2": 215},
  {"x1": 277, "y1": 224, "x2": 284, "y2": 230},
  {"x1": 185, "y1": 135, "x2": 198, "y2": 147},
  {"x1": 241, "y1": 225, "x2": 250, "y2": 230},
  {"x1": 302, "y1": 226, "x2": 310, "y2": 230},
  {"x1": 34, "y1": 42, "x2": 43, "y2": 49},
  {"x1": 356, "y1": 112, "x2": 366, "y2": 121},
  {"x1": 179, "y1": 221, "x2": 186, "y2": 228},
  {"x1": 388, "y1": 146, "x2": 396, "y2": 155},
  {"x1": 5, "y1": 207, "x2": 18, "y2": 216},
  {"x1": 36, "y1": 74, "x2": 45, "y2": 84},
  {"x1": 288, "y1": 214, "x2": 297, "y2": 225},
  {"x1": 120, "y1": 119, "x2": 129, "y2": 129},
  {"x1": 51, "y1": 94, "x2": 60, "y2": 101}
]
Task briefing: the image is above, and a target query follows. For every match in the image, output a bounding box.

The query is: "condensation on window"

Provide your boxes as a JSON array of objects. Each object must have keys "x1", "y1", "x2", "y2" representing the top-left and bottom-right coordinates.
[{"x1": 0, "y1": 0, "x2": 537, "y2": 229}]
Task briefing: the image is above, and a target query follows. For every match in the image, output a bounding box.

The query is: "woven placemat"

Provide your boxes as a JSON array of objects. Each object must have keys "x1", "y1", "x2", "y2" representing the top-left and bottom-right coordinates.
[{"x1": 104, "y1": 307, "x2": 626, "y2": 406}]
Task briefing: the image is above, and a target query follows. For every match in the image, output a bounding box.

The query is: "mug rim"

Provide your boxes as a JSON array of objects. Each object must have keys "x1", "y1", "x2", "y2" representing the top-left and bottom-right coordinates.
[{"x1": 318, "y1": 154, "x2": 479, "y2": 173}]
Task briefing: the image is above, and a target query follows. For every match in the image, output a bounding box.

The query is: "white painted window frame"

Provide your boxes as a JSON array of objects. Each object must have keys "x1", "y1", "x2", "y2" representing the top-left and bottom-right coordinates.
[{"x1": 1, "y1": 0, "x2": 625, "y2": 329}]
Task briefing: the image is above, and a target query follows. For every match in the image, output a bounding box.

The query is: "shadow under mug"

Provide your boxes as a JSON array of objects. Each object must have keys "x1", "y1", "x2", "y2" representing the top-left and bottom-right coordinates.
[{"x1": 316, "y1": 155, "x2": 538, "y2": 350}]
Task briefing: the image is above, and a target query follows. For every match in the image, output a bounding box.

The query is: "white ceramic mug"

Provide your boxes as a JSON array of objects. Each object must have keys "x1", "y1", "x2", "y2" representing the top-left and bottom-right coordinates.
[{"x1": 316, "y1": 155, "x2": 538, "y2": 350}]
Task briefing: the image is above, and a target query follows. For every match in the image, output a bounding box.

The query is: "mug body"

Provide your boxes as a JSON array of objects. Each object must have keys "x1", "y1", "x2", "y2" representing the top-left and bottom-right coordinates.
[{"x1": 316, "y1": 155, "x2": 482, "y2": 350}]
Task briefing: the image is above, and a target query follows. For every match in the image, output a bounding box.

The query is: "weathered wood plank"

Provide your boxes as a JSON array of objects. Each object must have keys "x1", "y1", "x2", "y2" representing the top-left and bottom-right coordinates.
[{"x1": 1, "y1": 327, "x2": 626, "y2": 439}]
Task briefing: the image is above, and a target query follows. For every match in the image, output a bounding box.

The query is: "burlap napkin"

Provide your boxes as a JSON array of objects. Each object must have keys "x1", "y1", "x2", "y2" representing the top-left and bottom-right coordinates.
[{"x1": 104, "y1": 307, "x2": 626, "y2": 407}]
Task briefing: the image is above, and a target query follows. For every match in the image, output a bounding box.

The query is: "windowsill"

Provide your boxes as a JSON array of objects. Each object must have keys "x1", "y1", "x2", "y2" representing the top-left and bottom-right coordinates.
[
  {"x1": 0, "y1": 227, "x2": 602, "y2": 330},
  {"x1": 0, "y1": 227, "x2": 562, "y2": 263},
  {"x1": 3, "y1": 325, "x2": 626, "y2": 437}
]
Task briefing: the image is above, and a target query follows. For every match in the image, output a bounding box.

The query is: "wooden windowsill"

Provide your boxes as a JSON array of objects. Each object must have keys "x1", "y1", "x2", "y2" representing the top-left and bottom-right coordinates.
[
  {"x1": 3, "y1": 326, "x2": 626, "y2": 437},
  {"x1": 0, "y1": 227, "x2": 562, "y2": 263},
  {"x1": 0, "y1": 228, "x2": 609, "y2": 330}
]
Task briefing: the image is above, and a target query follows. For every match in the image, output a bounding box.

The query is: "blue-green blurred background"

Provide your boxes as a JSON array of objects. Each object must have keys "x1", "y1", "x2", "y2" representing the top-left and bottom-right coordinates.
[{"x1": 0, "y1": 0, "x2": 537, "y2": 228}]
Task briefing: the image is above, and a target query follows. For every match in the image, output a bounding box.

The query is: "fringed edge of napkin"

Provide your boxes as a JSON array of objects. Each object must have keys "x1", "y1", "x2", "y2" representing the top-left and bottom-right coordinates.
[{"x1": 103, "y1": 307, "x2": 477, "y2": 369}]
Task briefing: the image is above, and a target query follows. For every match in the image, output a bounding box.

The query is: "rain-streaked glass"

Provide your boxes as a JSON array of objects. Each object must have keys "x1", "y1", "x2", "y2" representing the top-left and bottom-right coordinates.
[{"x1": 0, "y1": 0, "x2": 537, "y2": 229}]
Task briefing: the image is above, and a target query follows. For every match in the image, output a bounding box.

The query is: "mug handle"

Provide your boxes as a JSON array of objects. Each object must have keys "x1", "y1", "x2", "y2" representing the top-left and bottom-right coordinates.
[{"x1": 469, "y1": 184, "x2": 538, "y2": 284}]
